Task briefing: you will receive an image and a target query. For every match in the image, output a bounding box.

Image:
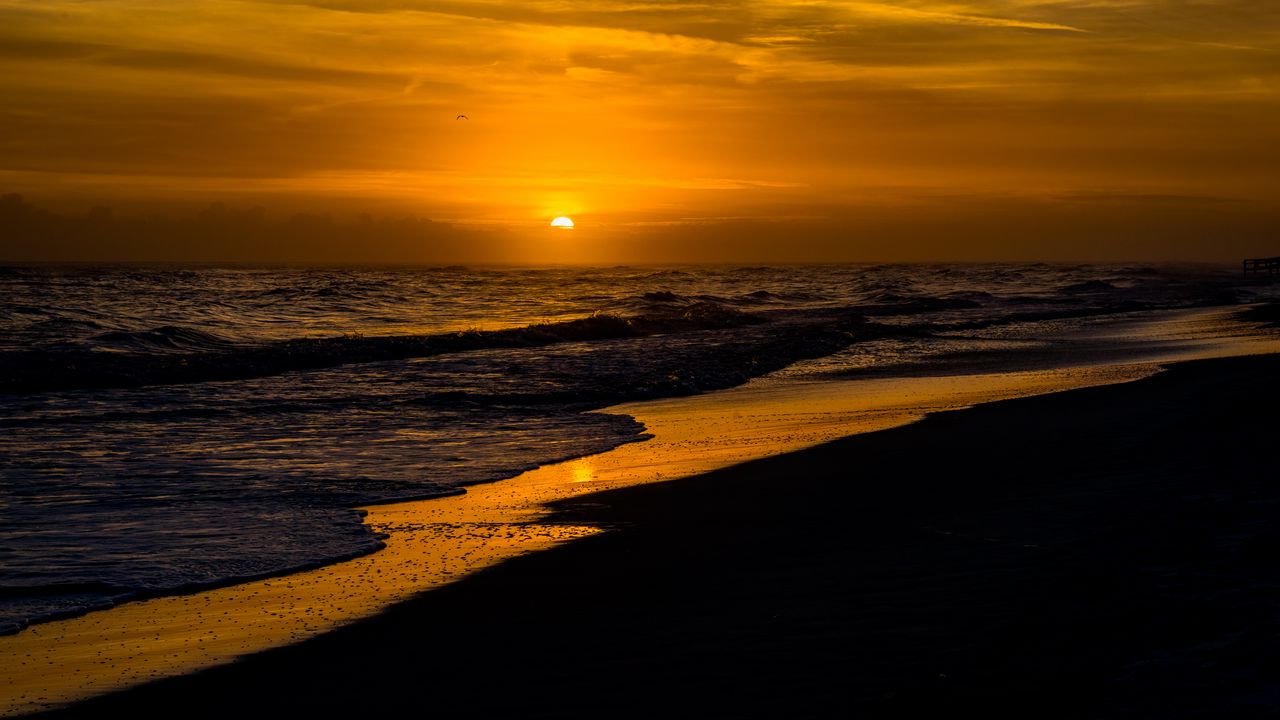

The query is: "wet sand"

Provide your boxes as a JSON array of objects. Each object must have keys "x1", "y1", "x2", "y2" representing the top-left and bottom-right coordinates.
[
  {"x1": 7, "y1": 304, "x2": 1280, "y2": 712},
  {"x1": 24, "y1": 345, "x2": 1280, "y2": 712},
  {"x1": 33, "y1": 350, "x2": 1280, "y2": 719},
  {"x1": 2, "y1": 364, "x2": 1159, "y2": 716}
]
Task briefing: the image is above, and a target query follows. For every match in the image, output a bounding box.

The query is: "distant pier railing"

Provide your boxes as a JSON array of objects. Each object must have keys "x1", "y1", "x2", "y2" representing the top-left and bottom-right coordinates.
[{"x1": 1244, "y1": 257, "x2": 1280, "y2": 279}]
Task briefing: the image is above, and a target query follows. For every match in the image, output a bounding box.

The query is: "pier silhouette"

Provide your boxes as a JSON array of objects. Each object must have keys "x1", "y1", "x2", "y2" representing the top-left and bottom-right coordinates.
[{"x1": 1243, "y1": 257, "x2": 1280, "y2": 278}]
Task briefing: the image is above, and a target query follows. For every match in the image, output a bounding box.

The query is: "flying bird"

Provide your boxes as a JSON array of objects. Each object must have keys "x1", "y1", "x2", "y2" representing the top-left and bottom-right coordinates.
[{"x1": 456, "y1": 114, "x2": 468, "y2": 120}]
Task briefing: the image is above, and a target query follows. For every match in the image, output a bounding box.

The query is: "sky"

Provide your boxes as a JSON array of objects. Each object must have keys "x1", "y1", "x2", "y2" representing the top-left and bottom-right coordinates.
[{"x1": 2, "y1": 0, "x2": 1279, "y2": 263}]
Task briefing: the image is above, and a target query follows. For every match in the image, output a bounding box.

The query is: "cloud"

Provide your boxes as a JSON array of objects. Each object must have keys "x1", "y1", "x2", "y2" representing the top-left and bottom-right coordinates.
[
  {"x1": 837, "y1": 2, "x2": 1087, "y2": 32},
  {"x1": 1, "y1": 0, "x2": 1279, "y2": 261}
]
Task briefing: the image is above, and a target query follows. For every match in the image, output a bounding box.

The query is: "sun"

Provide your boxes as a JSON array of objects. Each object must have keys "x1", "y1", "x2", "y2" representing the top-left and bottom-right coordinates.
[{"x1": 550, "y1": 216, "x2": 574, "y2": 229}]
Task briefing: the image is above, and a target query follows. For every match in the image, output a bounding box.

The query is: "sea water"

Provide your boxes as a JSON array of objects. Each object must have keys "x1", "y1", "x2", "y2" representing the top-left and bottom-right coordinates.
[{"x1": 2, "y1": 263, "x2": 1276, "y2": 632}]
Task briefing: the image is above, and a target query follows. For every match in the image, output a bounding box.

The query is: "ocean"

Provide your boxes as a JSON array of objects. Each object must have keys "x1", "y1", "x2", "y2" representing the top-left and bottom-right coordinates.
[{"x1": 1, "y1": 263, "x2": 1276, "y2": 634}]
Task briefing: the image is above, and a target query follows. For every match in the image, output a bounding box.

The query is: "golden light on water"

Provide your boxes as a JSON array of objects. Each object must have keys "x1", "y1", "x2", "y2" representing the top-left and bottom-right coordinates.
[{"x1": 550, "y1": 216, "x2": 575, "y2": 229}]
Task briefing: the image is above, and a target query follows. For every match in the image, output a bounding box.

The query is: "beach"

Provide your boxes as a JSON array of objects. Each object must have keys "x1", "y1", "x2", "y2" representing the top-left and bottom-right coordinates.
[
  {"x1": 6, "y1": 0, "x2": 1280, "y2": 712},
  {"x1": 3, "y1": 267, "x2": 1279, "y2": 718},
  {"x1": 7, "y1": 0, "x2": 1280, "y2": 712},
  {"x1": 17, "y1": 345, "x2": 1280, "y2": 718},
  {"x1": 2, "y1": 360, "x2": 1162, "y2": 715}
]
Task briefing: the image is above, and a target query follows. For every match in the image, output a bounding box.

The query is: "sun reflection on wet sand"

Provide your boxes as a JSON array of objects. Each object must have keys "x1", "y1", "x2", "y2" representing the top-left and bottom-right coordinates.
[
  {"x1": 3, "y1": 312, "x2": 1279, "y2": 716},
  {"x1": 569, "y1": 459, "x2": 597, "y2": 484}
]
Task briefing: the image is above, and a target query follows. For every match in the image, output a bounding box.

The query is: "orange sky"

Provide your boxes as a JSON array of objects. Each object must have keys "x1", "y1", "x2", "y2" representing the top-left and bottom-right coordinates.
[{"x1": 2, "y1": 0, "x2": 1279, "y2": 262}]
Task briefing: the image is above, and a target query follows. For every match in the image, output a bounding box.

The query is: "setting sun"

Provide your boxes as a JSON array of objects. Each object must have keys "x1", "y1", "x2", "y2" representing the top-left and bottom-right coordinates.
[{"x1": 550, "y1": 216, "x2": 574, "y2": 229}]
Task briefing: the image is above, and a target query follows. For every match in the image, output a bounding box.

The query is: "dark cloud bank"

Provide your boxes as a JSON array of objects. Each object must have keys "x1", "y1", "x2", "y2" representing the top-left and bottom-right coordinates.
[{"x1": 0, "y1": 194, "x2": 505, "y2": 264}]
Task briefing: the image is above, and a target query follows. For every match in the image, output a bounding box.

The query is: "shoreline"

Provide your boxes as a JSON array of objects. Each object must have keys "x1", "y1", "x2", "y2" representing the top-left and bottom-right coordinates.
[
  {"x1": 2, "y1": 305, "x2": 1279, "y2": 716},
  {"x1": 30, "y1": 349, "x2": 1280, "y2": 718},
  {"x1": 2, "y1": 364, "x2": 1163, "y2": 716}
]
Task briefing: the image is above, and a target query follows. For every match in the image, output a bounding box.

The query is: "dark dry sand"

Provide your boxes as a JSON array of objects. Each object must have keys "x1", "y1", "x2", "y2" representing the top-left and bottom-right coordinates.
[{"x1": 37, "y1": 353, "x2": 1280, "y2": 719}]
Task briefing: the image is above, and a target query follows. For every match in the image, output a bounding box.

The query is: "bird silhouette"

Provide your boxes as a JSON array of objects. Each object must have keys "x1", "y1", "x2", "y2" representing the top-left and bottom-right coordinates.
[{"x1": 456, "y1": 115, "x2": 468, "y2": 120}]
